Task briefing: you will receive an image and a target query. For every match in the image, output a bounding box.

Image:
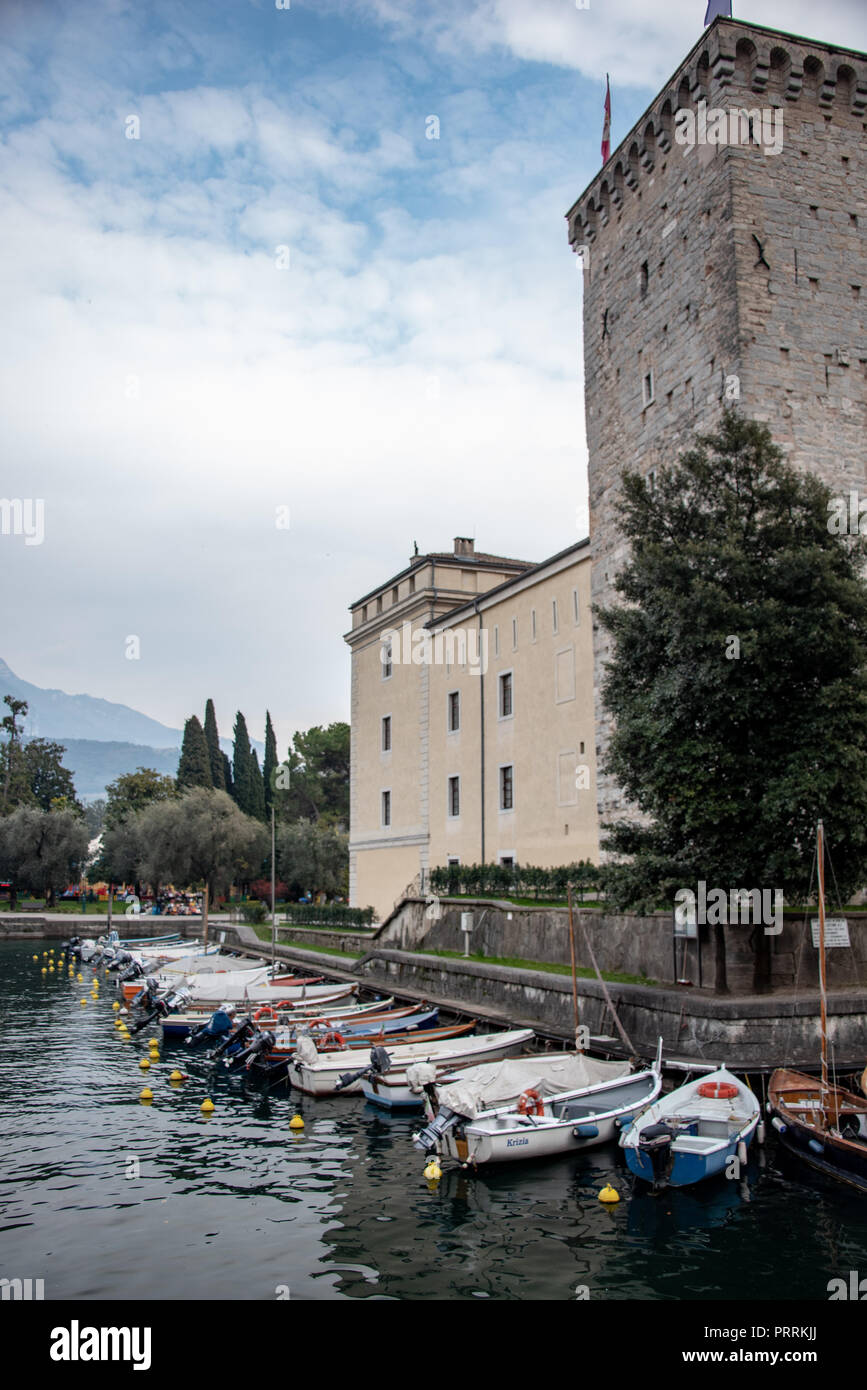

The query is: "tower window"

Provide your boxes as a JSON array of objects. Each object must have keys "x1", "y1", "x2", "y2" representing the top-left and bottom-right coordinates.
[
  {"x1": 448, "y1": 690, "x2": 460, "y2": 733},
  {"x1": 552, "y1": 599, "x2": 559, "y2": 634},
  {"x1": 448, "y1": 776, "x2": 460, "y2": 818},
  {"x1": 642, "y1": 371, "x2": 655, "y2": 408},
  {"x1": 500, "y1": 765, "x2": 514, "y2": 811},
  {"x1": 381, "y1": 715, "x2": 391, "y2": 752},
  {"x1": 640, "y1": 261, "x2": 649, "y2": 297},
  {"x1": 381, "y1": 641, "x2": 392, "y2": 679},
  {"x1": 381, "y1": 790, "x2": 391, "y2": 827},
  {"x1": 531, "y1": 608, "x2": 537, "y2": 641},
  {"x1": 499, "y1": 671, "x2": 513, "y2": 719}
]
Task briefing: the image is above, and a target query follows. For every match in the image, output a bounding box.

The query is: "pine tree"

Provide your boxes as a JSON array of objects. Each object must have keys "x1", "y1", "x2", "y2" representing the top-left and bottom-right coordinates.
[
  {"x1": 176, "y1": 716, "x2": 213, "y2": 792},
  {"x1": 203, "y1": 699, "x2": 226, "y2": 791},
  {"x1": 250, "y1": 749, "x2": 267, "y2": 822},
  {"x1": 232, "y1": 712, "x2": 253, "y2": 814},
  {"x1": 263, "y1": 711, "x2": 278, "y2": 815}
]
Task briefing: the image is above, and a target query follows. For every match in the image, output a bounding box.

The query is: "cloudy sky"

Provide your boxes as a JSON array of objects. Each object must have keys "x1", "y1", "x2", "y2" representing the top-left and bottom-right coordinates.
[{"x1": 2, "y1": 0, "x2": 864, "y2": 756}]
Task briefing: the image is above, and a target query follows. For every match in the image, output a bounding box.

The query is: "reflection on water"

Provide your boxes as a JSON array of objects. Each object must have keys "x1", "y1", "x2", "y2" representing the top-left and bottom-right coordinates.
[{"x1": 1, "y1": 943, "x2": 865, "y2": 1301}]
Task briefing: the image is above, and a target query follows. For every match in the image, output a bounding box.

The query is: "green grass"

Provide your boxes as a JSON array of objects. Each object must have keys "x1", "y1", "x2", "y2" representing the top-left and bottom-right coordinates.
[
  {"x1": 436, "y1": 892, "x2": 602, "y2": 909},
  {"x1": 251, "y1": 925, "x2": 361, "y2": 960},
  {"x1": 417, "y1": 947, "x2": 658, "y2": 986}
]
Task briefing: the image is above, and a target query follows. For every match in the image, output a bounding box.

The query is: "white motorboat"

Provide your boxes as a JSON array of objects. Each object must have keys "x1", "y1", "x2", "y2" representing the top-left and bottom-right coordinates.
[
  {"x1": 288, "y1": 1028, "x2": 536, "y2": 1098},
  {"x1": 413, "y1": 1043, "x2": 663, "y2": 1166}
]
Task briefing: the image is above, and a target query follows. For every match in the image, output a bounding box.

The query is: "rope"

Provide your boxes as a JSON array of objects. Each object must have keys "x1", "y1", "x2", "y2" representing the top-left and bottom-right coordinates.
[{"x1": 577, "y1": 914, "x2": 636, "y2": 1057}]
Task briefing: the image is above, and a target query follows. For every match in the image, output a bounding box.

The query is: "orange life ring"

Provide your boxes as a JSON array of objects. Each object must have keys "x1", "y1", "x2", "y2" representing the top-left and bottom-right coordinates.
[
  {"x1": 320, "y1": 1031, "x2": 346, "y2": 1051},
  {"x1": 517, "y1": 1088, "x2": 545, "y2": 1116},
  {"x1": 698, "y1": 1080, "x2": 738, "y2": 1100},
  {"x1": 254, "y1": 1006, "x2": 278, "y2": 1023}
]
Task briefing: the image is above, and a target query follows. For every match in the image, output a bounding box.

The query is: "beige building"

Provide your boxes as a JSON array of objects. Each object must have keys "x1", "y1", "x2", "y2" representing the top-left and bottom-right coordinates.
[{"x1": 344, "y1": 538, "x2": 598, "y2": 918}]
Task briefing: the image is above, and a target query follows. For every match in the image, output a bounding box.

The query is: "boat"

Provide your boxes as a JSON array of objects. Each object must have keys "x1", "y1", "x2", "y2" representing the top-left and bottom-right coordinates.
[
  {"x1": 221, "y1": 1011, "x2": 455, "y2": 1080},
  {"x1": 411, "y1": 1044, "x2": 663, "y2": 1166},
  {"x1": 768, "y1": 820, "x2": 867, "y2": 1193},
  {"x1": 287, "y1": 1027, "x2": 536, "y2": 1098},
  {"x1": 620, "y1": 1066, "x2": 760, "y2": 1188},
  {"x1": 156, "y1": 995, "x2": 400, "y2": 1040},
  {"x1": 120, "y1": 968, "x2": 341, "y2": 1004}
]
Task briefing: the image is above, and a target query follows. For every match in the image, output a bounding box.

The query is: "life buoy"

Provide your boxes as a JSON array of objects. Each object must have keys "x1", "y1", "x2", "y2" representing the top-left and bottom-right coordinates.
[
  {"x1": 320, "y1": 1031, "x2": 346, "y2": 1051},
  {"x1": 273, "y1": 1001, "x2": 295, "y2": 1011},
  {"x1": 698, "y1": 1080, "x2": 738, "y2": 1100},
  {"x1": 517, "y1": 1088, "x2": 545, "y2": 1116},
  {"x1": 254, "y1": 1006, "x2": 278, "y2": 1023}
]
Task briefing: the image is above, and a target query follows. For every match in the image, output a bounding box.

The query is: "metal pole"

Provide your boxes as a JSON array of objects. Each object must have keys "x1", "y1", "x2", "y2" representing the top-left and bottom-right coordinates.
[
  {"x1": 202, "y1": 884, "x2": 209, "y2": 950},
  {"x1": 567, "y1": 882, "x2": 582, "y2": 1051},
  {"x1": 107, "y1": 884, "x2": 113, "y2": 931},
  {"x1": 271, "y1": 804, "x2": 276, "y2": 973},
  {"x1": 817, "y1": 819, "x2": 828, "y2": 1096}
]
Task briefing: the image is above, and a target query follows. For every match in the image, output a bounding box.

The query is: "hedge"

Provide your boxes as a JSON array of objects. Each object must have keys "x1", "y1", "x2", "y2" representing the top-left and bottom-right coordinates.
[
  {"x1": 280, "y1": 903, "x2": 375, "y2": 928},
  {"x1": 427, "y1": 861, "x2": 600, "y2": 900}
]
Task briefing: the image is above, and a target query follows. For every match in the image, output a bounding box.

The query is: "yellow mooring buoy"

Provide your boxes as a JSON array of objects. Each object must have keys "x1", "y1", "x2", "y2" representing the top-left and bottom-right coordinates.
[
  {"x1": 140, "y1": 1088, "x2": 153, "y2": 1103},
  {"x1": 169, "y1": 1070, "x2": 185, "y2": 1083},
  {"x1": 423, "y1": 1158, "x2": 442, "y2": 1181},
  {"x1": 598, "y1": 1184, "x2": 620, "y2": 1204},
  {"x1": 139, "y1": 1058, "x2": 150, "y2": 1070},
  {"x1": 80, "y1": 998, "x2": 88, "y2": 1007},
  {"x1": 289, "y1": 1114, "x2": 304, "y2": 1130},
  {"x1": 112, "y1": 1002, "x2": 120, "y2": 1012},
  {"x1": 201, "y1": 1098, "x2": 215, "y2": 1114}
]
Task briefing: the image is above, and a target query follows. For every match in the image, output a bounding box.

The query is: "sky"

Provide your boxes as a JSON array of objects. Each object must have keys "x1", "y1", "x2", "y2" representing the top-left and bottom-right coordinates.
[{"x1": 1, "y1": 0, "x2": 865, "y2": 756}]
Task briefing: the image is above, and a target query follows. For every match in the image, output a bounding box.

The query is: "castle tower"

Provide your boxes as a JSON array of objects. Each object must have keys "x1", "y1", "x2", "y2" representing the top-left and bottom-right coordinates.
[{"x1": 566, "y1": 17, "x2": 867, "y2": 827}]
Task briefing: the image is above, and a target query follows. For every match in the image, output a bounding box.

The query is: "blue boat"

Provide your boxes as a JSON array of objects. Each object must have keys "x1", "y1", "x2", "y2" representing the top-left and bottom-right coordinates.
[{"x1": 620, "y1": 1066, "x2": 760, "y2": 1188}]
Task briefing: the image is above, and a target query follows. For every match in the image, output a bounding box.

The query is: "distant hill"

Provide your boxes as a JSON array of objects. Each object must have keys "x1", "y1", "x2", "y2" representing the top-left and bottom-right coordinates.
[
  {"x1": 46, "y1": 739, "x2": 181, "y2": 802},
  {"x1": 0, "y1": 657, "x2": 183, "y2": 746}
]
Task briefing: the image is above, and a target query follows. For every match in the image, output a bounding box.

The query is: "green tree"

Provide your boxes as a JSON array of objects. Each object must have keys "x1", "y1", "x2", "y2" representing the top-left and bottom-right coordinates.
[
  {"x1": 274, "y1": 723, "x2": 350, "y2": 826},
  {"x1": 276, "y1": 819, "x2": 348, "y2": 899},
  {"x1": 221, "y1": 752, "x2": 233, "y2": 799},
  {"x1": 22, "y1": 740, "x2": 81, "y2": 812},
  {"x1": 231, "y1": 712, "x2": 254, "y2": 816},
  {"x1": 1, "y1": 695, "x2": 31, "y2": 812},
  {"x1": 104, "y1": 768, "x2": 176, "y2": 829},
  {"x1": 136, "y1": 788, "x2": 268, "y2": 903},
  {"x1": 0, "y1": 805, "x2": 90, "y2": 908},
  {"x1": 249, "y1": 749, "x2": 266, "y2": 822},
  {"x1": 596, "y1": 410, "x2": 867, "y2": 992},
  {"x1": 203, "y1": 699, "x2": 226, "y2": 791},
  {"x1": 99, "y1": 768, "x2": 177, "y2": 894},
  {"x1": 84, "y1": 799, "x2": 106, "y2": 837},
  {"x1": 263, "y1": 711, "x2": 277, "y2": 816},
  {"x1": 177, "y1": 715, "x2": 213, "y2": 791}
]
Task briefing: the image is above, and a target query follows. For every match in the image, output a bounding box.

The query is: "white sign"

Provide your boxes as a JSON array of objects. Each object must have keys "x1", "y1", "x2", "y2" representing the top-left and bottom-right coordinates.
[
  {"x1": 811, "y1": 917, "x2": 850, "y2": 949},
  {"x1": 673, "y1": 901, "x2": 698, "y2": 939}
]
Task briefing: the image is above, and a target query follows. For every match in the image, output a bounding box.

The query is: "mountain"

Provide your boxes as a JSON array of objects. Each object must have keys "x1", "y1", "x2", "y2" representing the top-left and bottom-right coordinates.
[
  {"x1": 46, "y1": 739, "x2": 182, "y2": 802},
  {"x1": 0, "y1": 657, "x2": 183, "y2": 746}
]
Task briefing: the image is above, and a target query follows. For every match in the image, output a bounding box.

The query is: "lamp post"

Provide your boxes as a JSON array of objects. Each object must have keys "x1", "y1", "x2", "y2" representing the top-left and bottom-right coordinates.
[{"x1": 271, "y1": 803, "x2": 276, "y2": 973}]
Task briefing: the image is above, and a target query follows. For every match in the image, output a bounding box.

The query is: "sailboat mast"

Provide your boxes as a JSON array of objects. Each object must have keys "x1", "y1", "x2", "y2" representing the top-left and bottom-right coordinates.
[{"x1": 817, "y1": 819, "x2": 828, "y2": 1092}]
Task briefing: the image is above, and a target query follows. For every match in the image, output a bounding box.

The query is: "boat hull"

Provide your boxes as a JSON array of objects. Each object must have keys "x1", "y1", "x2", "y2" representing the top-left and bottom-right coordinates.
[
  {"x1": 290, "y1": 1028, "x2": 535, "y2": 1098},
  {"x1": 768, "y1": 1068, "x2": 867, "y2": 1195}
]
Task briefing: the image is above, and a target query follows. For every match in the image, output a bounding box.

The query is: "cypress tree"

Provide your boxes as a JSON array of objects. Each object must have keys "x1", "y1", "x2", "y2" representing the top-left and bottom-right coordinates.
[
  {"x1": 250, "y1": 749, "x2": 267, "y2": 822},
  {"x1": 263, "y1": 711, "x2": 278, "y2": 814},
  {"x1": 222, "y1": 752, "x2": 233, "y2": 799},
  {"x1": 232, "y1": 712, "x2": 253, "y2": 814},
  {"x1": 204, "y1": 699, "x2": 226, "y2": 791},
  {"x1": 177, "y1": 716, "x2": 213, "y2": 791}
]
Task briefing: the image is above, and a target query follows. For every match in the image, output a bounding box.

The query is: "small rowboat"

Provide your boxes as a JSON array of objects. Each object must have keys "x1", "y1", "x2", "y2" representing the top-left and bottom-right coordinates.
[
  {"x1": 159, "y1": 996, "x2": 401, "y2": 1041},
  {"x1": 121, "y1": 969, "x2": 335, "y2": 1004},
  {"x1": 767, "y1": 1069, "x2": 867, "y2": 1194},
  {"x1": 413, "y1": 1047, "x2": 662, "y2": 1166},
  {"x1": 620, "y1": 1066, "x2": 759, "y2": 1188},
  {"x1": 225, "y1": 1011, "x2": 451, "y2": 1080},
  {"x1": 289, "y1": 1028, "x2": 536, "y2": 1098}
]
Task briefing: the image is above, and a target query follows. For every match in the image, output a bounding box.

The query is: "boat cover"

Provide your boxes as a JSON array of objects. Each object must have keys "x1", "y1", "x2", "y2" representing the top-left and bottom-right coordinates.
[{"x1": 434, "y1": 1054, "x2": 631, "y2": 1120}]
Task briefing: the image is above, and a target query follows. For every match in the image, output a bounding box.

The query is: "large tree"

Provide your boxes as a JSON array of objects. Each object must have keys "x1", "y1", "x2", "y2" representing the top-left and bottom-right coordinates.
[
  {"x1": 276, "y1": 818, "x2": 349, "y2": 900},
  {"x1": 274, "y1": 723, "x2": 350, "y2": 826},
  {"x1": 263, "y1": 711, "x2": 277, "y2": 816},
  {"x1": 231, "y1": 712, "x2": 254, "y2": 816},
  {"x1": 597, "y1": 409, "x2": 867, "y2": 991},
  {"x1": 136, "y1": 788, "x2": 268, "y2": 903},
  {"x1": 249, "y1": 749, "x2": 266, "y2": 822},
  {"x1": 104, "y1": 767, "x2": 176, "y2": 828},
  {"x1": 23, "y1": 740, "x2": 81, "y2": 812},
  {"x1": 203, "y1": 699, "x2": 226, "y2": 791},
  {"x1": 0, "y1": 805, "x2": 90, "y2": 908},
  {"x1": 1, "y1": 695, "x2": 31, "y2": 811},
  {"x1": 177, "y1": 715, "x2": 213, "y2": 791},
  {"x1": 99, "y1": 768, "x2": 177, "y2": 894}
]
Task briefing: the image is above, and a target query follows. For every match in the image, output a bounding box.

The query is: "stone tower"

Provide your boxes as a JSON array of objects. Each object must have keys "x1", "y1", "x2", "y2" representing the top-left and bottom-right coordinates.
[{"x1": 566, "y1": 16, "x2": 867, "y2": 828}]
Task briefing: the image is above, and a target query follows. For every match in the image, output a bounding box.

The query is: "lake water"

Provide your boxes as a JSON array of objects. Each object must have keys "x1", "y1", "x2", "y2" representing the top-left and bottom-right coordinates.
[{"x1": 2, "y1": 941, "x2": 866, "y2": 1302}]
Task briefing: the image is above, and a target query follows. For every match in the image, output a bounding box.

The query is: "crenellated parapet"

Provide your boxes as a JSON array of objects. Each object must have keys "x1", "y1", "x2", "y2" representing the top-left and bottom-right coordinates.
[{"x1": 567, "y1": 18, "x2": 867, "y2": 248}]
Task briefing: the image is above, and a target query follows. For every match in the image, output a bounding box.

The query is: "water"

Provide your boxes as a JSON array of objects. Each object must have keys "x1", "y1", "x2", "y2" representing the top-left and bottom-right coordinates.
[{"x1": 2, "y1": 941, "x2": 866, "y2": 1302}]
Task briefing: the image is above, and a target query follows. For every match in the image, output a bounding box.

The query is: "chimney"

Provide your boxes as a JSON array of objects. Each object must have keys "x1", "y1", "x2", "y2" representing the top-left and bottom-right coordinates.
[{"x1": 453, "y1": 537, "x2": 475, "y2": 557}]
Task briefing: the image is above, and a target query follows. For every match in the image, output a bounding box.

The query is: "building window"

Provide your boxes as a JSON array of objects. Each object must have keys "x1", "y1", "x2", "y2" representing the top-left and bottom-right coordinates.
[
  {"x1": 392, "y1": 585, "x2": 398, "y2": 604},
  {"x1": 381, "y1": 640, "x2": 392, "y2": 679},
  {"x1": 362, "y1": 604, "x2": 368, "y2": 623},
  {"x1": 409, "y1": 575, "x2": 416, "y2": 593},
  {"x1": 500, "y1": 854, "x2": 514, "y2": 868},
  {"x1": 494, "y1": 624, "x2": 500, "y2": 657},
  {"x1": 381, "y1": 790, "x2": 391, "y2": 827},
  {"x1": 499, "y1": 670, "x2": 513, "y2": 718},
  {"x1": 531, "y1": 608, "x2": 537, "y2": 641},
  {"x1": 381, "y1": 715, "x2": 391, "y2": 752},
  {"x1": 377, "y1": 595, "x2": 383, "y2": 614},
  {"x1": 552, "y1": 599, "x2": 559, "y2": 634},
  {"x1": 500, "y1": 764, "x2": 514, "y2": 811},
  {"x1": 447, "y1": 856, "x2": 460, "y2": 868},
  {"x1": 448, "y1": 776, "x2": 460, "y2": 818},
  {"x1": 448, "y1": 690, "x2": 460, "y2": 732},
  {"x1": 640, "y1": 260, "x2": 649, "y2": 297},
  {"x1": 512, "y1": 617, "x2": 518, "y2": 650},
  {"x1": 572, "y1": 588, "x2": 580, "y2": 624},
  {"x1": 642, "y1": 370, "x2": 655, "y2": 408}
]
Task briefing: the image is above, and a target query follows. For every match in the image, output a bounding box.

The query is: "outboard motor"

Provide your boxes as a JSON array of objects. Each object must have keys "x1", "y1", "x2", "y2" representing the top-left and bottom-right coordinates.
[
  {"x1": 130, "y1": 976, "x2": 160, "y2": 1011},
  {"x1": 224, "y1": 1028, "x2": 276, "y2": 1072},
  {"x1": 335, "y1": 1045, "x2": 392, "y2": 1094},
  {"x1": 214, "y1": 1016, "x2": 256, "y2": 1060},
  {"x1": 186, "y1": 1007, "x2": 238, "y2": 1049},
  {"x1": 107, "y1": 950, "x2": 133, "y2": 974},
  {"x1": 638, "y1": 1122, "x2": 676, "y2": 1189},
  {"x1": 413, "y1": 1107, "x2": 461, "y2": 1155},
  {"x1": 64, "y1": 936, "x2": 83, "y2": 961},
  {"x1": 119, "y1": 959, "x2": 144, "y2": 983},
  {"x1": 130, "y1": 985, "x2": 191, "y2": 1034}
]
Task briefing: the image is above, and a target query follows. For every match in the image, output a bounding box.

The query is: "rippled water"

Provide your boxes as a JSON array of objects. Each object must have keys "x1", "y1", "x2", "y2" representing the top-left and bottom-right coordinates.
[{"x1": 2, "y1": 942, "x2": 866, "y2": 1302}]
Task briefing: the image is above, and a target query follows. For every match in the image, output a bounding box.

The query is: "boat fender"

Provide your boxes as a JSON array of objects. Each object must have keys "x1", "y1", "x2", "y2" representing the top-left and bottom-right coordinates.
[
  {"x1": 808, "y1": 1138, "x2": 824, "y2": 1155},
  {"x1": 736, "y1": 1140, "x2": 748, "y2": 1166},
  {"x1": 771, "y1": 1117, "x2": 786, "y2": 1134},
  {"x1": 573, "y1": 1124, "x2": 600, "y2": 1139},
  {"x1": 756, "y1": 1121, "x2": 766, "y2": 1145}
]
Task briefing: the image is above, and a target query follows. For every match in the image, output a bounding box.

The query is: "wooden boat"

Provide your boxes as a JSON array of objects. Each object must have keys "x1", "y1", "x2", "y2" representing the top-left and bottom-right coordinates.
[
  {"x1": 412, "y1": 1045, "x2": 662, "y2": 1166},
  {"x1": 288, "y1": 1028, "x2": 536, "y2": 1098},
  {"x1": 158, "y1": 996, "x2": 400, "y2": 1040},
  {"x1": 768, "y1": 821, "x2": 867, "y2": 1193},
  {"x1": 223, "y1": 1010, "x2": 449, "y2": 1079},
  {"x1": 620, "y1": 1066, "x2": 759, "y2": 1188}
]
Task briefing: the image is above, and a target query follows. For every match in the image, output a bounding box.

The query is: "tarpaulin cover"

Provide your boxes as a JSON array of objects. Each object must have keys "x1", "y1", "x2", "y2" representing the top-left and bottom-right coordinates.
[{"x1": 435, "y1": 1054, "x2": 631, "y2": 1120}]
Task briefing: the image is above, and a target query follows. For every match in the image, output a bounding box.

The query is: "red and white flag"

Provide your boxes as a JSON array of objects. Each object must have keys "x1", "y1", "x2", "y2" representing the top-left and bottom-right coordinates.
[{"x1": 601, "y1": 75, "x2": 611, "y2": 163}]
